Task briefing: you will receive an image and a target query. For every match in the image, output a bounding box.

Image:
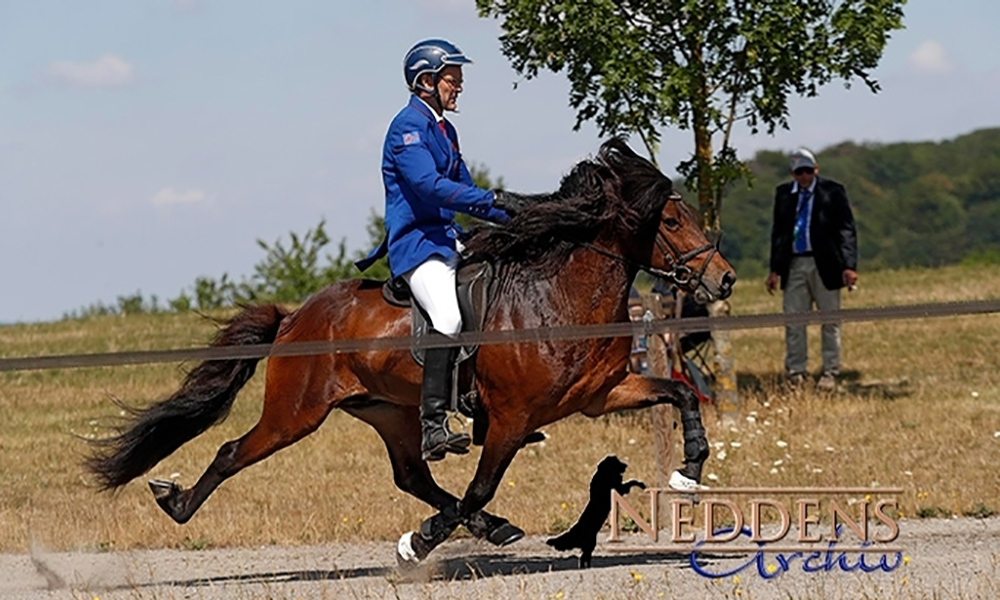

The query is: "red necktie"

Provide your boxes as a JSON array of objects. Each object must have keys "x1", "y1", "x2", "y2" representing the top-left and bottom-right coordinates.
[{"x1": 438, "y1": 121, "x2": 456, "y2": 150}]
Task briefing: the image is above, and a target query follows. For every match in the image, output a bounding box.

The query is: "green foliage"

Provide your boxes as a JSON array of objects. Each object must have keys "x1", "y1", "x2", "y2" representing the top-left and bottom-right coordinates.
[
  {"x1": 963, "y1": 503, "x2": 998, "y2": 519},
  {"x1": 242, "y1": 220, "x2": 338, "y2": 303},
  {"x1": 476, "y1": 0, "x2": 906, "y2": 231},
  {"x1": 916, "y1": 506, "x2": 950, "y2": 519},
  {"x1": 198, "y1": 217, "x2": 384, "y2": 306},
  {"x1": 64, "y1": 301, "x2": 117, "y2": 320},
  {"x1": 962, "y1": 248, "x2": 1000, "y2": 267},
  {"x1": 192, "y1": 274, "x2": 237, "y2": 311},
  {"x1": 181, "y1": 535, "x2": 212, "y2": 551},
  {"x1": 721, "y1": 128, "x2": 1000, "y2": 276},
  {"x1": 469, "y1": 162, "x2": 505, "y2": 191},
  {"x1": 168, "y1": 292, "x2": 192, "y2": 313},
  {"x1": 64, "y1": 291, "x2": 162, "y2": 319}
]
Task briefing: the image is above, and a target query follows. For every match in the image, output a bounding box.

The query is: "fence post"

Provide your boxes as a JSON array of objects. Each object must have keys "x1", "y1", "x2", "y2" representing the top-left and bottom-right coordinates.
[
  {"x1": 709, "y1": 299, "x2": 740, "y2": 423},
  {"x1": 640, "y1": 294, "x2": 675, "y2": 496}
]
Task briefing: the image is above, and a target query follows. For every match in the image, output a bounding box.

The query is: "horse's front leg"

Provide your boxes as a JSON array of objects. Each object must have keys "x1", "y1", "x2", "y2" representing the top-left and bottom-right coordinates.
[
  {"x1": 401, "y1": 415, "x2": 528, "y2": 564},
  {"x1": 341, "y1": 400, "x2": 523, "y2": 557},
  {"x1": 586, "y1": 373, "x2": 710, "y2": 488}
]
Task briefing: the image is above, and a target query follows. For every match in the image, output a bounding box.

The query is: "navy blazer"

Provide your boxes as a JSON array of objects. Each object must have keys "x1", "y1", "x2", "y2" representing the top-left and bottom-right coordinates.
[
  {"x1": 356, "y1": 96, "x2": 495, "y2": 277},
  {"x1": 769, "y1": 176, "x2": 858, "y2": 291}
]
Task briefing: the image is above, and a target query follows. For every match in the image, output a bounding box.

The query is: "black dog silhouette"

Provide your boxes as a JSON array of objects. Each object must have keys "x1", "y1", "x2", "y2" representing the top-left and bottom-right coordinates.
[{"x1": 546, "y1": 455, "x2": 646, "y2": 568}]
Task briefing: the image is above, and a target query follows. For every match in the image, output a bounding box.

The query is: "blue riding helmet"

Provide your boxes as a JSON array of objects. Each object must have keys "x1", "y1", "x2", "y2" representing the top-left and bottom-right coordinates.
[{"x1": 403, "y1": 39, "x2": 473, "y2": 93}]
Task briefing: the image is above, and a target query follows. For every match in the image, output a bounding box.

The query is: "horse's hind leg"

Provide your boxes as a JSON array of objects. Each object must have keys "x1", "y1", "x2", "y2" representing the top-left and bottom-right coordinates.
[
  {"x1": 340, "y1": 398, "x2": 524, "y2": 548},
  {"x1": 150, "y1": 357, "x2": 337, "y2": 524}
]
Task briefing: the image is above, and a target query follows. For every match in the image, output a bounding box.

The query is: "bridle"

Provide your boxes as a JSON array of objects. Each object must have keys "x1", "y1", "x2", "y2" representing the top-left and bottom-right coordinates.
[{"x1": 578, "y1": 192, "x2": 720, "y2": 291}]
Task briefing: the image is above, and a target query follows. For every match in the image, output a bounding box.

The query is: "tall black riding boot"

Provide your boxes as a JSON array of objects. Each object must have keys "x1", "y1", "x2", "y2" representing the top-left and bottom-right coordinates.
[{"x1": 420, "y1": 335, "x2": 471, "y2": 462}]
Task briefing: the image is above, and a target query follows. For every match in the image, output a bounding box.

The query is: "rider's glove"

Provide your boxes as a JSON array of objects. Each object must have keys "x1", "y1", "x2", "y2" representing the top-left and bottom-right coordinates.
[
  {"x1": 467, "y1": 199, "x2": 511, "y2": 224},
  {"x1": 492, "y1": 189, "x2": 530, "y2": 217},
  {"x1": 483, "y1": 206, "x2": 511, "y2": 224}
]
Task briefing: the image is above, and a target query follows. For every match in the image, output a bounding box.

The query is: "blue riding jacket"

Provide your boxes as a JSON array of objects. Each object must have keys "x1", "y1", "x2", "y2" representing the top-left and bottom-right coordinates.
[{"x1": 356, "y1": 95, "x2": 497, "y2": 277}]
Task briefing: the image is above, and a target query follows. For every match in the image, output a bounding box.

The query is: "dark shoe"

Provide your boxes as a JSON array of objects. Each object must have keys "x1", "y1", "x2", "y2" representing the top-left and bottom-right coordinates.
[
  {"x1": 420, "y1": 341, "x2": 471, "y2": 462},
  {"x1": 817, "y1": 372, "x2": 837, "y2": 392},
  {"x1": 421, "y1": 420, "x2": 471, "y2": 462},
  {"x1": 787, "y1": 372, "x2": 807, "y2": 388}
]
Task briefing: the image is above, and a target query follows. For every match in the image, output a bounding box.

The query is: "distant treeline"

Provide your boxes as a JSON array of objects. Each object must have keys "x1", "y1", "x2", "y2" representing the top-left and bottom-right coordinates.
[
  {"x1": 719, "y1": 127, "x2": 1000, "y2": 278},
  {"x1": 67, "y1": 131, "x2": 1000, "y2": 318}
]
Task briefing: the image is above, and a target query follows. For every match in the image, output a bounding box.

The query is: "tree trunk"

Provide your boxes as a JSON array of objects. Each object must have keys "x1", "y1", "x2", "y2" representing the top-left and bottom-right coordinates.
[
  {"x1": 708, "y1": 299, "x2": 739, "y2": 424},
  {"x1": 690, "y1": 37, "x2": 738, "y2": 422},
  {"x1": 692, "y1": 121, "x2": 720, "y2": 232}
]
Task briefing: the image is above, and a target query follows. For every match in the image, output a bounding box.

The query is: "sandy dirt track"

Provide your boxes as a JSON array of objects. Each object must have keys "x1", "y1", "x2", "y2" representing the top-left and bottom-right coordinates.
[{"x1": 3, "y1": 518, "x2": 998, "y2": 599}]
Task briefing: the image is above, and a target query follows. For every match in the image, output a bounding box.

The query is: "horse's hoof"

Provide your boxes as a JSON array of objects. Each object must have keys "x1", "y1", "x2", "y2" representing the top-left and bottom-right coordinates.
[
  {"x1": 669, "y1": 470, "x2": 708, "y2": 504},
  {"x1": 396, "y1": 531, "x2": 420, "y2": 567},
  {"x1": 487, "y1": 522, "x2": 525, "y2": 547},
  {"x1": 148, "y1": 478, "x2": 180, "y2": 501},
  {"x1": 148, "y1": 479, "x2": 188, "y2": 523},
  {"x1": 668, "y1": 470, "x2": 709, "y2": 491},
  {"x1": 522, "y1": 430, "x2": 547, "y2": 447},
  {"x1": 397, "y1": 530, "x2": 434, "y2": 570}
]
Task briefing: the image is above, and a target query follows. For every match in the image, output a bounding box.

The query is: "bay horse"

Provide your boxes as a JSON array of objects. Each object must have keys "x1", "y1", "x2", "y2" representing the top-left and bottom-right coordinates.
[{"x1": 87, "y1": 138, "x2": 735, "y2": 564}]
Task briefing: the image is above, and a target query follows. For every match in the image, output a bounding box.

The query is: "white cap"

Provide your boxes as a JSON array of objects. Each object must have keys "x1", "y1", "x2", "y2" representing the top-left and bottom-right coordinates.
[{"x1": 790, "y1": 148, "x2": 817, "y2": 171}]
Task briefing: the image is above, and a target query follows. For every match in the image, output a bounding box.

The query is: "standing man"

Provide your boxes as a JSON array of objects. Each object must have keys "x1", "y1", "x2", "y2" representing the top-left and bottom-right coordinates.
[
  {"x1": 356, "y1": 39, "x2": 512, "y2": 461},
  {"x1": 766, "y1": 149, "x2": 858, "y2": 390}
]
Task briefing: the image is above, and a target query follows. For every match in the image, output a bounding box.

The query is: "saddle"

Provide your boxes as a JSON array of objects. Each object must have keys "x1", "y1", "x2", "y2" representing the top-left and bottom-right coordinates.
[
  {"x1": 364, "y1": 260, "x2": 546, "y2": 450},
  {"x1": 366, "y1": 262, "x2": 494, "y2": 445},
  {"x1": 380, "y1": 261, "x2": 493, "y2": 369}
]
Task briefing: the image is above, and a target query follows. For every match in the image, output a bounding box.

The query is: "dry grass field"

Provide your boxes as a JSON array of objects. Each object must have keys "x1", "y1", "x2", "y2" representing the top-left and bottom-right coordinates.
[{"x1": 1, "y1": 263, "x2": 998, "y2": 554}]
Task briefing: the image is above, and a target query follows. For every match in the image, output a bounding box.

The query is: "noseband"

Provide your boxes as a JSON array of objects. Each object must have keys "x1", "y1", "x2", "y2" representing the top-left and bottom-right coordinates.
[{"x1": 578, "y1": 193, "x2": 719, "y2": 291}]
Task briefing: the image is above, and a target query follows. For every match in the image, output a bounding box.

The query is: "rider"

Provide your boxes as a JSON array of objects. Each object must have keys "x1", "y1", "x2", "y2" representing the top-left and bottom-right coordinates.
[{"x1": 356, "y1": 39, "x2": 513, "y2": 462}]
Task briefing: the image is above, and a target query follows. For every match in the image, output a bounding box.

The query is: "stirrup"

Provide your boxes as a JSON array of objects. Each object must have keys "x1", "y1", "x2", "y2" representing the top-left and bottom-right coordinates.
[{"x1": 421, "y1": 430, "x2": 471, "y2": 462}]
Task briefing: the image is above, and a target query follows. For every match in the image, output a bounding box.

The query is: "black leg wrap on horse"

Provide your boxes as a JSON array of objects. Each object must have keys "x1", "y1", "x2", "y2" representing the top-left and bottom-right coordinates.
[
  {"x1": 419, "y1": 502, "x2": 461, "y2": 549},
  {"x1": 679, "y1": 409, "x2": 709, "y2": 482},
  {"x1": 465, "y1": 512, "x2": 525, "y2": 547}
]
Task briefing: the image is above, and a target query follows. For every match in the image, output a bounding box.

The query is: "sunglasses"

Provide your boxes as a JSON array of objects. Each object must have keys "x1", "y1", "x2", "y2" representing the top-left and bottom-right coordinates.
[{"x1": 794, "y1": 167, "x2": 814, "y2": 175}]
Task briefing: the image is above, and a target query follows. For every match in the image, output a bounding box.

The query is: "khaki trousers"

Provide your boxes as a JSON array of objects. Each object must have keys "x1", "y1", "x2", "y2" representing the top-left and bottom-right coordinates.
[{"x1": 783, "y1": 256, "x2": 841, "y2": 376}]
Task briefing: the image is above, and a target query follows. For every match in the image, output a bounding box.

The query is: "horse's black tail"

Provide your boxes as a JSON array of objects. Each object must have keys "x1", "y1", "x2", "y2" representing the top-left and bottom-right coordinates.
[{"x1": 86, "y1": 304, "x2": 289, "y2": 490}]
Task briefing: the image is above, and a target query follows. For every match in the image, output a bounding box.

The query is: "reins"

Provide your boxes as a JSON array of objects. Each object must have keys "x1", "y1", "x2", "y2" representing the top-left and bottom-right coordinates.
[{"x1": 576, "y1": 195, "x2": 719, "y2": 291}]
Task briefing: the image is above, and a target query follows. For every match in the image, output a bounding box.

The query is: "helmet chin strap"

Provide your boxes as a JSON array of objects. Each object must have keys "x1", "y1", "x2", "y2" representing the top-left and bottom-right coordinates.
[
  {"x1": 414, "y1": 73, "x2": 445, "y2": 115},
  {"x1": 416, "y1": 73, "x2": 462, "y2": 115}
]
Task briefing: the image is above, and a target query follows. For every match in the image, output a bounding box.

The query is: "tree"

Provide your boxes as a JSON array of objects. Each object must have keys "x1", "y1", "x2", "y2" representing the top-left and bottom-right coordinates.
[{"x1": 476, "y1": 0, "x2": 906, "y2": 232}]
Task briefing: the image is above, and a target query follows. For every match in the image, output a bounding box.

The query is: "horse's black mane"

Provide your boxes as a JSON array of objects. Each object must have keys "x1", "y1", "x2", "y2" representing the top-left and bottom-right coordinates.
[{"x1": 463, "y1": 138, "x2": 673, "y2": 273}]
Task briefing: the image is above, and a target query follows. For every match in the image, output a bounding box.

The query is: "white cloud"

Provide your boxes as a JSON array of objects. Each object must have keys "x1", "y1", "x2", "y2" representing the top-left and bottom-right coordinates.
[
  {"x1": 150, "y1": 187, "x2": 213, "y2": 206},
  {"x1": 46, "y1": 54, "x2": 136, "y2": 88},
  {"x1": 908, "y1": 41, "x2": 952, "y2": 74}
]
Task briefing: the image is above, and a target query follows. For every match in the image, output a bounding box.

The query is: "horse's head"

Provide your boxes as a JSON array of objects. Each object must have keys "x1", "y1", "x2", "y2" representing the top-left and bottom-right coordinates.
[
  {"x1": 462, "y1": 137, "x2": 735, "y2": 304},
  {"x1": 595, "y1": 138, "x2": 735, "y2": 303},
  {"x1": 648, "y1": 192, "x2": 736, "y2": 304}
]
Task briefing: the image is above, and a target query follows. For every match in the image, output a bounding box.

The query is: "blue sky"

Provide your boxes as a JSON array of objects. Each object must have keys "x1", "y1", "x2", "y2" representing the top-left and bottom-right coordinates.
[{"x1": 1, "y1": 0, "x2": 998, "y2": 323}]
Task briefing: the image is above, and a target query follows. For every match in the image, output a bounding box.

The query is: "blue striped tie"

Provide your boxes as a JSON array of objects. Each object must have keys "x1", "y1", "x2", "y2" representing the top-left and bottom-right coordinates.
[{"x1": 793, "y1": 189, "x2": 811, "y2": 254}]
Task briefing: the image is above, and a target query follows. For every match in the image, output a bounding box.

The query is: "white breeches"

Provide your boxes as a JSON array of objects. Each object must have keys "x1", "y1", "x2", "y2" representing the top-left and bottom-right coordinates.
[{"x1": 403, "y1": 254, "x2": 462, "y2": 337}]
